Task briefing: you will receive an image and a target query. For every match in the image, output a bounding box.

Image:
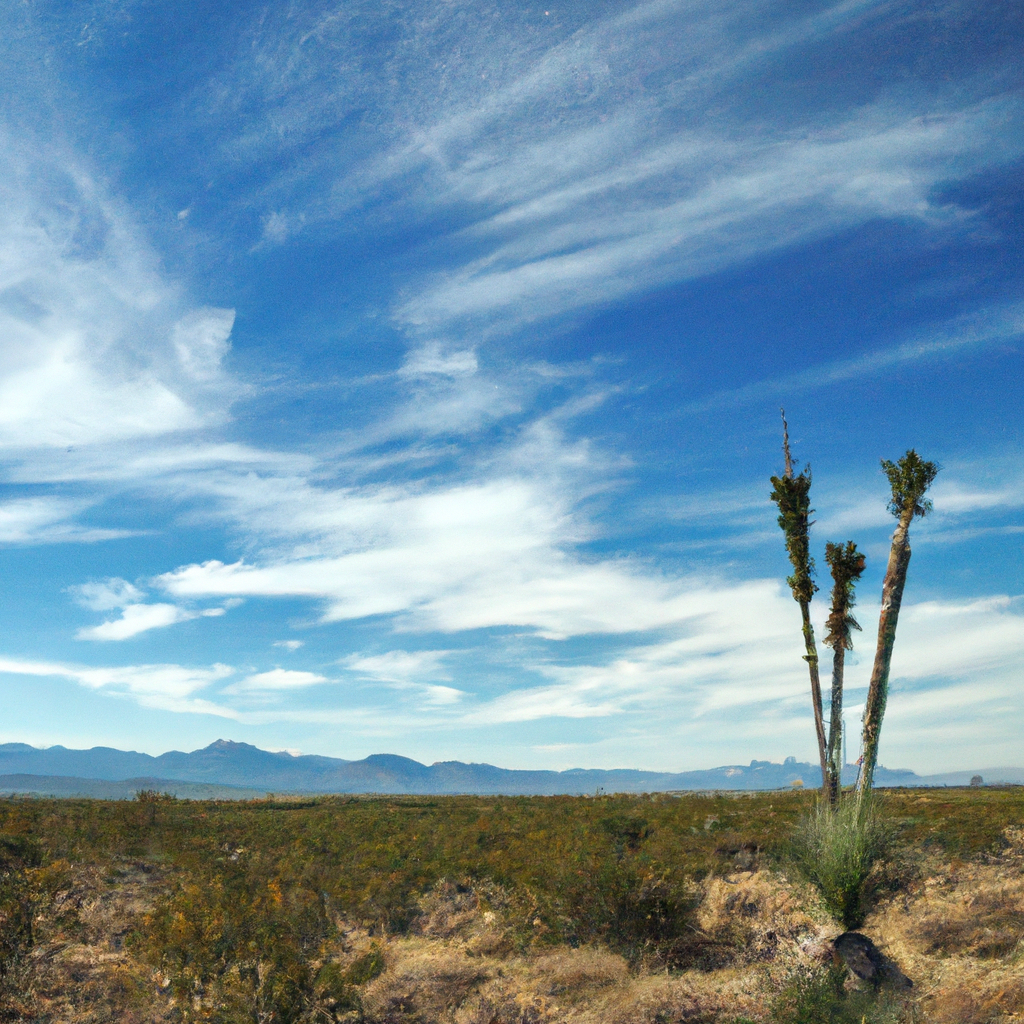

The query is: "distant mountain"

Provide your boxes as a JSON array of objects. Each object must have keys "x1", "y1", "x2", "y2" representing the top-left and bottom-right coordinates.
[
  {"x1": 5, "y1": 739, "x2": 1013, "y2": 797},
  {"x1": 0, "y1": 774, "x2": 265, "y2": 800}
]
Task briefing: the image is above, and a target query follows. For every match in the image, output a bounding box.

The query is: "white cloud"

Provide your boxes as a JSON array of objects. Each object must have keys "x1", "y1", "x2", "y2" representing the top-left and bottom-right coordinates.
[
  {"x1": 0, "y1": 123, "x2": 238, "y2": 456},
  {"x1": 273, "y1": 640, "x2": 304, "y2": 651},
  {"x1": 0, "y1": 497, "x2": 135, "y2": 545},
  {"x1": 172, "y1": 308, "x2": 236, "y2": 383},
  {"x1": 77, "y1": 603, "x2": 198, "y2": 641},
  {"x1": 156, "y1": 468, "x2": 705, "y2": 639},
  {"x1": 227, "y1": 669, "x2": 329, "y2": 692},
  {"x1": 342, "y1": 649, "x2": 452, "y2": 682},
  {"x1": 398, "y1": 344, "x2": 478, "y2": 379},
  {"x1": 683, "y1": 304, "x2": 1024, "y2": 415},
  {"x1": 0, "y1": 657, "x2": 237, "y2": 717},
  {"x1": 397, "y1": 104, "x2": 1002, "y2": 334},
  {"x1": 70, "y1": 577, "x2": 143, "y2": 611},
  {"x1": 341, "y1": 650, "x2": 466, "y2": 707},
  {"x1": 204, "y1": 0, "x2": 1023, "y2": 337},
  {"x1": 456, "y1": 592, "x2": 1024, "y2": 772}
]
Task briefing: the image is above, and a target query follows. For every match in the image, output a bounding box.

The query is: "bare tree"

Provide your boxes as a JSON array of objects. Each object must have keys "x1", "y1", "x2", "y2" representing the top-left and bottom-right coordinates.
[
  {"x1": 858, "y1": 450, "x2": 938, "y2": 797},
  {"x1": 822, "y1": 541, "x2": 865, "y2": 806},
  {"x1": 770, "y1": 411, "x2": 828, "y2": 789}
]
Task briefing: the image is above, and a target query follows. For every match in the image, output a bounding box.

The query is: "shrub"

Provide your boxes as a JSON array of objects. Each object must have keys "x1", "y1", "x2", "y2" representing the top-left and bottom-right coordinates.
[
  {"x1": 789, "y1": 796, "x2": 895, "y2": 928},
  {"x1": 771, "y1": 965, "x2": 914, "y2": 1024}
]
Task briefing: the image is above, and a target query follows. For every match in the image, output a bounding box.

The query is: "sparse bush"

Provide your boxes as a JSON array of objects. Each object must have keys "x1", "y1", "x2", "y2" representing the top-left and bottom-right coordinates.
[
  {"x1": 771, "y1": 964, "x2": 914, "y2": 1024},
  {"x1": 0, "y1": 833, "x2": 42, "y2": 1002},
  {"x1": 789, "y1": 796, "x2": 896, "y2": 928}
]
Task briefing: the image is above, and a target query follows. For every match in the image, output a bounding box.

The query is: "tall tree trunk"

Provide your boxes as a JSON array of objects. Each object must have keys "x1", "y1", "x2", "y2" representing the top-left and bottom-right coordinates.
[
  {"x1": 826, "y1": 645, "x2": 845, "y2": 806},
  {"x1": 800, "y1": 601, "x2": 829, "y2": 790},
  {"x1": 858, "y1": 512, "x2": 913, "y2": 797}
]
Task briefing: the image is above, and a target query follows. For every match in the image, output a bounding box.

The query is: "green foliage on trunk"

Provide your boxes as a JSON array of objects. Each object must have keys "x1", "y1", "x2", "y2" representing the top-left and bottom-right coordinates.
[
  {"x1": 769, "y1": 469, "x2": 817, "y2": 606},
  {"x1": 823, "y1": 542, "x2": 866, "y2": 653},
  {"x1": 882, "y1": 450, "x2": 939, "y2": 519}
]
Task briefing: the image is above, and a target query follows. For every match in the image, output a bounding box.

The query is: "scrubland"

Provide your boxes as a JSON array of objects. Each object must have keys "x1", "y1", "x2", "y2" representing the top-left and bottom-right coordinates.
[{"x1": 0, "y1": 788, "x2": 1021, "y2": 1023}]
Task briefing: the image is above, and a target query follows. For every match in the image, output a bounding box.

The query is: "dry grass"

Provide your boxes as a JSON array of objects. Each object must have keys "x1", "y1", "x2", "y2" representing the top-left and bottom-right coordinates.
[
  {"x1": 351, "y1": 866, "x2": 831, "y2": 1024},
  {"x1": 5, "y1": 852, "x2": 1022, "y2": 1023},
  {"x1": 868, "y1": 825, "x2": 1024, "y2": 1024}
]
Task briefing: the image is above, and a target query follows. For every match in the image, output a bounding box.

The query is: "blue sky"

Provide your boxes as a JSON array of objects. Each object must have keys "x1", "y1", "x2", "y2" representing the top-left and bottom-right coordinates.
[{"x1": 0, "y1": 0, "x2": 1021, "y2": 773}]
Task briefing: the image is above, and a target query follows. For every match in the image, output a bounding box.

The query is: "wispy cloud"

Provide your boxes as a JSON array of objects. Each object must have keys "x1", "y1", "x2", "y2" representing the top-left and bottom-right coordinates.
[
  {"x1": 69, "y1": 576, "x2": 231, "y2": 641},
  {"x1": 0, "y1": 657, "x2": 238, "y2": 717},
  {"x1": 226, "y1": 669, "x2": 329, "y2": 693},
  {"x1": 0, "y1": 497, "x2": 136, "y2": 545},
  {"x1": 459, "y1": 592, "x2": 1024, "y2": 770},
  {"x1": 76, "y1": 603, "x2": 200, "y2": 642},
  {"x1": 683, "y1": 304, "x2": 1024, "y2": 414},
  {"x1": 0, "y1": 120, "x2": 239, "y2": 459},
  {"x1": 69, "y1": 578, "x2": 144, "y2": 612},
  {"x1": 194, "y1": 0, "x2": 1023, "y2": 341},
  {"x1": 342, "y1": 649, "x2": 452, "y2": 683},
  {"x1": 342, "y1": 650, "x2": 465, "y2": 707}
]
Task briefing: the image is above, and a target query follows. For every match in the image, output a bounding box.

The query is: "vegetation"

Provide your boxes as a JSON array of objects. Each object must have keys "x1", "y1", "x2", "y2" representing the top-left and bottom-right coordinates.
[
  {"x1": 0, "y1": 834, "x2": 41, "y2": 1002},
  {"x1": 788, "y1": 795, "x2": 895, "y2": 928},
  {"x1": 768, "y1": 964, "x2": 912, "y2": 1024},
  {"x1": 0, "y1": 787, "x2": 1020, "y2": 1021}
]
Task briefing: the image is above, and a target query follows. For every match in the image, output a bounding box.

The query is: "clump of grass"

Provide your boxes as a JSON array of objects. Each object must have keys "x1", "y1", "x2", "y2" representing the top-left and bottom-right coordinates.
[
  {"x1": 771, "y1": 965, "x2": 915, "y2": 1024},
  {"x1": 789, "y1": 796, "x2": 896, "y2": 928}
]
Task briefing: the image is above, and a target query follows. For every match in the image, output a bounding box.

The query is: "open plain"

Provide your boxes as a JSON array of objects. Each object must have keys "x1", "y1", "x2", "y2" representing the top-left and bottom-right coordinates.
[{"x1": 1, "y1": 787, "x2": 1022, "y2": 1023}]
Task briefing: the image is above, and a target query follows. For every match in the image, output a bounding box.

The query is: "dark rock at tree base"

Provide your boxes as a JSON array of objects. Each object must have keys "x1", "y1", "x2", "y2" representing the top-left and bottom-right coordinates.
[
  {"x1": 833, "y1": 932, "x2": 913, "y2": 992},
  {"x1": 833, "y1": 932, "x2": 879, "y2": 983}
]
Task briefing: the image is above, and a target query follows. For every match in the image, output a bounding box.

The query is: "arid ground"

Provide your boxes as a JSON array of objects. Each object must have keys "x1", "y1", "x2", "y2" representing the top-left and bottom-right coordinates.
[{"x1": 1, "y1": 788, "x2": 1021, "y2": 1023}]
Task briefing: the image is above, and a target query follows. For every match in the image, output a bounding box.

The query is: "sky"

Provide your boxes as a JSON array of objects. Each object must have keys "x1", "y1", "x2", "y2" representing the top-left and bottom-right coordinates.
[{"x1": 0, "y1": 0, "x2": 1021, "y2": 774}]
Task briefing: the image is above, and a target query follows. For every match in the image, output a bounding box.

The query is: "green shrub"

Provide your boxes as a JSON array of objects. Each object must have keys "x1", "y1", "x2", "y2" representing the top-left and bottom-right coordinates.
[
  {"x1": 771, "y1": 965, "x2": 914, "y2": 1023},
  {"x1": 789, "y1": 796, "x2": 895, "y2": 928},
  {"x1": 344, "y1": 946, "x2": 385, "y2": 986}
]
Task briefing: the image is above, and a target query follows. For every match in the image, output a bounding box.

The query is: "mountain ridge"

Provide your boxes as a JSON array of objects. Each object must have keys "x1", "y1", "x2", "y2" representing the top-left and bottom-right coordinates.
[{"x1": 1, "y1": 740, "x2": 1020, "y2": 795}]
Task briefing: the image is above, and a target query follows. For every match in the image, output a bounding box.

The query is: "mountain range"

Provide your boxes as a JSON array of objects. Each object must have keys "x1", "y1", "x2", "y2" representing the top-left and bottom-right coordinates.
[{"x1": 1, "y1": 740, "x2": 1021, "y2": 797}]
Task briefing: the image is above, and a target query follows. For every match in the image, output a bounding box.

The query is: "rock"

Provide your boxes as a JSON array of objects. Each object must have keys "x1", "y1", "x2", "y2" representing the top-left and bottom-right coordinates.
[{"x1": 833, "y1": 932, "x2": 913, "y2": 992}]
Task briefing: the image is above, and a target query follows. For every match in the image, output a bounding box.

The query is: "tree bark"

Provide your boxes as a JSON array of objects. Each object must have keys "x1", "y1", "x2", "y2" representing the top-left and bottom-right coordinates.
[
  {"x1": 801, "y1": 601, "x2": 829, "y2": 790},
  {"x1": 858, "y1": 512, "x2": 913, "y2": 797},
  {"x1": 826, "y1": 646, "x2": 844, "y2": 806}
]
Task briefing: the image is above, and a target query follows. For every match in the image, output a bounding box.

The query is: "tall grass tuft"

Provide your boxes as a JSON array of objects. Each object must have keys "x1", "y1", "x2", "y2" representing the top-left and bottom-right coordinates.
[
  {"x1": 789, "y1": 795, "x2": 895, "y2": 929},
  {"x1": 770, "y1": 965, "x2": 915, "y2": 1024}
]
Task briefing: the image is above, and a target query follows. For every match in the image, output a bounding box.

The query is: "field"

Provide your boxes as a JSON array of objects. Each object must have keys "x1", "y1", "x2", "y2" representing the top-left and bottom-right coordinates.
[{"x1": 0, "y1": 787, "x2": 1022, "y2": 1023}]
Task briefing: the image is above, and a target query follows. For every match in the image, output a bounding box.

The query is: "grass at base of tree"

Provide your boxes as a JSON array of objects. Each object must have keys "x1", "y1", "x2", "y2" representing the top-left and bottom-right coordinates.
[
  {"x1": 788, "y1": 794, "x2": 897, "y2": 928},
  {"x1": 769, "y1": 965, "x2": 916, "y2": 1024}
]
